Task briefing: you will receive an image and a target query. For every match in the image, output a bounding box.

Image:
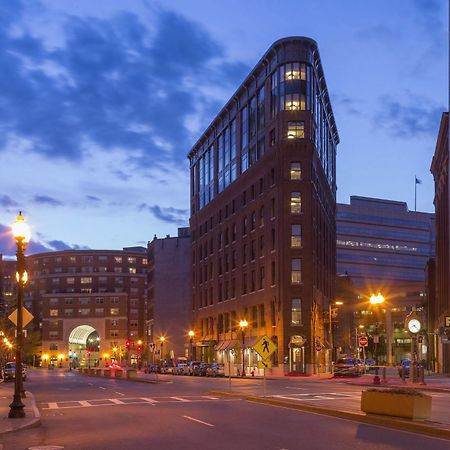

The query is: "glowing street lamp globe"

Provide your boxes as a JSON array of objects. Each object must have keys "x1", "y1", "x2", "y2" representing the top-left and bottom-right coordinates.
[{"x1": 11, "y1": 212, "x2": 31, "y2": 243}]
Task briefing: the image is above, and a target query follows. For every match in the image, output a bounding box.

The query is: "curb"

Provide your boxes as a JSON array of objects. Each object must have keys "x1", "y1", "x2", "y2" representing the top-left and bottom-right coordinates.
[
  {"x1": 208, "y1": 390, "x2": 450, "y2": 440},
  {"x1": 0, "y1": 391, "x2": 41, "y2": 436},
  {"x1": 341, "y1": 381, "x2": 450, "y2": 394}
]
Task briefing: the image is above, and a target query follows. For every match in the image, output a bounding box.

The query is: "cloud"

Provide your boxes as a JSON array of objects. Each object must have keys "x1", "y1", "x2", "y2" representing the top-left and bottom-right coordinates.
[
  {"x1": 33, "y1": 195, "x2": 63, "y2": 206},
  {"x1": 355, "y1": 25, "x2": 398, "y2": 43},
  {"x1": 331, "y1": 94, "x2": 364, "y2": 117},
  {"x1": 0, "y1": 4, "x2": 249, "y2": 169},
  {"x1": 375, "y1": 95, "x2": 445, "y2": 139},
  {"x1": 86, "y1": 195, "x2": 101, "y2": 203},
  {"x1": 46, "y1": 240, "x2": 90, "y2": 251},
  {"x1": 145, "y1": 204, "x2": 188, "y2": 226},
  {"x1": 0, "y1": 195, "x2": 19, "y2": 209}
]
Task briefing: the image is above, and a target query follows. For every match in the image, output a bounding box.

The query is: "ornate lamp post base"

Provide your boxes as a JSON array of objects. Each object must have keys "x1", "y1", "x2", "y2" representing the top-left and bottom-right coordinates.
[{"x1": 8, "y1": 398, "x2": 25, "y2": 418}]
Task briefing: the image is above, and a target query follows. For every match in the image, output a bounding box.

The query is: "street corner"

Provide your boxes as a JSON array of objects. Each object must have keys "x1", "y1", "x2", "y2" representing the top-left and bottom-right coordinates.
[{"x1": 0, "y1": 389, "x2": 41, "y2": 436}]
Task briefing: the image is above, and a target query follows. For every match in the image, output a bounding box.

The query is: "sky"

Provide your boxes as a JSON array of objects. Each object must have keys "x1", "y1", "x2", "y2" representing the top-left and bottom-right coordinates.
[{"x1": 0, "y1": 0, "x2": 447, "y2": 258}]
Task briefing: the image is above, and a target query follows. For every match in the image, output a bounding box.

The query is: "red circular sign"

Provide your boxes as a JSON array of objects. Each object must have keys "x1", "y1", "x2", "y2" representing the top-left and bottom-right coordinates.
[
  {"x1": 359, "y1": 336, "x2": 368, "y2": 346},
  {"x1": 315, "y1": 344, "x2": 322, "y2": 352}
]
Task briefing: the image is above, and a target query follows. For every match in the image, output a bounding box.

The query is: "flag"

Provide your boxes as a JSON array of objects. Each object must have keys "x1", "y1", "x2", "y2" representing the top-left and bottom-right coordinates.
[{"x1": 415, "y1": 176, "x2": 422, "y2": 185}]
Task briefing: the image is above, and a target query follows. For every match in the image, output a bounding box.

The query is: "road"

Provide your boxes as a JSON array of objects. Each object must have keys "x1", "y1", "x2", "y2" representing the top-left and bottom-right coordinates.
[{"x1": 1, "y1": 369, "x2": 449, "y2": 450}]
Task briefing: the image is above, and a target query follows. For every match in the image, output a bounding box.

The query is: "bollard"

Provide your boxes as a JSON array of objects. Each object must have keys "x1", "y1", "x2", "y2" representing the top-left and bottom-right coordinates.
[
  {"x1": 401, "y1": 365, "x2": 407, "y2": 383},
  {"x1": 373, "y1": 367, "x2": 380, "y2": 385},
  {"x1": 419, "y1": 366, "x2": 426, "y2": 385},
  {"x1": 381, "y1": 367, "x2": 387, "y2": 384}
]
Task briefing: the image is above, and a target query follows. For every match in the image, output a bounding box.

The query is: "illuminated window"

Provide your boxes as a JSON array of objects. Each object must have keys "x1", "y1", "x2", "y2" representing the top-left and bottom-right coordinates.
[
  {"x1": 287, "y1": 121, "x2": 305, "y2": 139},
  {"x1": 78, "y1": 308, "x2": 90, "y2": 316},
  {"x1": 128, "y1": 257, "x2": 136, "y2": 264},
  {"x1": 114, "y1": 256, "x2": 122, "y2": 264},
  {"x1": 290, "y1": 162, "x2": 302, "y2": 180},
  {"x1": 129, "y1": 268, "x2": 137, "y2": 274},
  {"x1": 49, "y1": 309, "x2": 58, "y2": 317},
  {"x1": 290, "y1": 192, "x2": 302, "y2": 214},
  {"x1": 291, "y1": 225, "x2": 302, "y2": 248},
  {"x1": 110, "y1": 308, "x2": 119, "y2": 316},
  {"x1": 291, "y1": 259, "x2": 302, "y2": 284},
  {"x1": 80, "y1": 277, "x2": 92, "y2": 284},
  {"x1": 291, "y1": 299, "x2": 302, "y2": 325}
]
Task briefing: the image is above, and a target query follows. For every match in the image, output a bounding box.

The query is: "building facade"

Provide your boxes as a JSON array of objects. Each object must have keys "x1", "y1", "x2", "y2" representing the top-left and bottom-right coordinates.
[
  {"x1": 26, "y1": 248, "x2": 148, "y2": 367},
  {"x1": 147, "y1": 228, "x2": 191, "y2": 364},
  {"x1": 430, "y1": 112, "x2": 450, "y2": 373},
  {"x1": 188, "y1": 37, "x2": 339, "y2": 374},
  {"x1": 0, "y1": 257, "x2": 16, "y2": 319},
  {"x1": 336, "y1": 196, "x2": 435, "y2": 364}
]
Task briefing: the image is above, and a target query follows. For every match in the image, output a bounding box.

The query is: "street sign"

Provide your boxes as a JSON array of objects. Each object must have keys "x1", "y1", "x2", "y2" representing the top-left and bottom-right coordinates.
[
  {"x1": 257, "y1": 359, "x2": 272, "y2": 369},
  {"x1": 359, "y1": 336, "x2": 368, "y2": 347},
  {"x1": 445, "y1": 316, "x2": 450, "y2": 327},
  {"x1": 253, "y1": 335, "x2": 277, "y2": 359},
  {"x1": 8, "y1": 307, "x2": 34, "y2": 327},
  {"x1": 373, "y1": 335, "x2": 380, "y2": 344},
  {"x1": 315, "y1": 343, "x2": 322, "y2": 352}
]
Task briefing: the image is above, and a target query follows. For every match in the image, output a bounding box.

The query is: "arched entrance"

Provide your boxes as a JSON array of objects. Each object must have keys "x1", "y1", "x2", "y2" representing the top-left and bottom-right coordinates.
[{"x1": 68, "y1": 325, "x2": 100, "y2": 368}]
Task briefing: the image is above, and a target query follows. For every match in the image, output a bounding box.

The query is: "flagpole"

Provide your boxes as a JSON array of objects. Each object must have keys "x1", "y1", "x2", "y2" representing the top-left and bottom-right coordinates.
[{"x1": 414, "y1": 176, "x2": 417, "y2": 212}]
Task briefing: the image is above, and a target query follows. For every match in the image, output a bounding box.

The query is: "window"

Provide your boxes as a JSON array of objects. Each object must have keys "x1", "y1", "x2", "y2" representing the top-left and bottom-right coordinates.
[
  {"x1": 270, "y1": 129, "x2": 276, "y2": 146},
  {"x1": 290, "y1": 162, "x2": 302, "y2": 180},
  {"x1": 251, "y1": 240, "x2": 256, "y2": 261},
  {"x1": 49, "y1": 331, "x2": 59, "y2": 339},
  {"x1": 251, "y1": 211, "x2": 256, "y2": 230},
  {"x1": 110, "y1": 308, "x2": 119, "y2": 316},
  {"x1": 232, "y1": 223, "x2": 237, "y2": 242},
  {"x1": 259, "y1": 206, "x2": 264, "y2": 226},
  {"x1": 99, "y1": 255, "x2": 108, "y2": 262},
  {"x1": 128, "y1": 257, "x2": 136, "y2": 264},
  {"x1": 291, "y1": 192, "x2": 302, "y2": 214},
  {"x1": 287, "y1": 121, "x2": 305, "y2": 139},
  {"x1": 271, "y1": 261, "x2": 276, "y2": 285},
  {"x1": 242, "y1": 244, "x2": 247, "y2": 265},
  {"x1": 111, "y1": 319, "x2": 119, "y2": 327},
  {"x1": 291, "y1": 299, "x2": 302, "y2": 325},
  {"x1": 242, "y1": 273, "x2": 248, "y2": 294},
  {"x1": 49, "y1": 298, "x2": 59, "y2": 305},
  {"x1": 241, "y1": 106, "x2": 249, "y2": 172},
  {"x1": 52, "y1": 278, "x2": 60, "y2": 285},
  {"x1": 95, "y1": 308, "x2": 104, "y2": 315},
  {"x1": 259, "y1": 304, "x2": 266, "y2": 326},
  {"x1": 129, "y1": 268, "x2": 137, "y2": 274},
  {"x1": 114, "y1": 256, "x2": 122, "y2": 263},
  {"x1": 250, "y1": 270, "x2": 256, "y2": 292},
  {"x1": 64, "y1": 298, "x2": 73, "y2": 305},
  {"x1": 110, "y1": 297, "x2": 120, "y2": 304},
  {"x1": 98, "y1": 266, "x2": 107, "y2": 272},
  {"x1": 78, "y1": 308, "x2": 90, "y2": 316},
  {"x1": 79, "y1": 297, "x2": 90, "y2": 305},
  {"x1": 130, "y1": 320, "x2": 138, "y2": 328},
  {"x1": 259, "y1": 266, "x2": 265, "y2": 289},
  {"x1": 80, "y1": 277, "x2": 92, "y2": 284},
  {"x1": 243, "y1": 216, "x2": 248, "y2": 235},
  {"x1": 64, "y1": 309, "x2": 73, "y2": 316},
  {"x1": 110, "y1": 330, "x2": 119, "y2": 338},
  {"x1": 69, "y1": 256, "x2": 76, "y2": 263},
  {"x1": 291, "y1": 225, "x2": 302, "y2": 248},
  {"x1": 49, "y1": 309, "x2": 58, "y2": 317},
  {"x1": 96, "y1": 297, "x2": 104, "y2": 304},
  {"x1": 291, "y1": 259, "x2": 302, "y2": 284},
  {"x1": 66, "y1": 277, "x2": 75, "y2": 284},
  {"x1": 82, "y1": 256, "x2": 93, "y2": 263},
  {"x1": 252, "y1": 306, "x2": 258, "y2": 328}
]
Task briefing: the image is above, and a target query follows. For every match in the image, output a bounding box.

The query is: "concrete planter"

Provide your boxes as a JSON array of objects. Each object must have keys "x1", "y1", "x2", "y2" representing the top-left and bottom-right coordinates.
[
  {"x1": 114, "y1": 369, "x2": 123, "y2": 378},
  {"x1": 361, "y1": 389, "x2": 432, "y2": 420},
  {"x1": 103, "y1": 369, "x2": 111, "y2": 377},
  {"x1": 95, "y1": 368, "x2": 102, "y2": 376},
  {"x1": 127, "y1": 369, "x2": 137, "y2": 379},
  {"x1": 83, "y1": 368, "x2": 89, "y2": 374},
  {"x1": 88, "y1": 368, "x2": 96, "y2": 376}
]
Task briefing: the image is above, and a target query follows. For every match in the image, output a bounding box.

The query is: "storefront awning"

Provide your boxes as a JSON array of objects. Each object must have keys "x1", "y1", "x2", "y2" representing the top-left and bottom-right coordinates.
[{"x1": 215, "y1": 340, "x2": 240, "y2": 351}]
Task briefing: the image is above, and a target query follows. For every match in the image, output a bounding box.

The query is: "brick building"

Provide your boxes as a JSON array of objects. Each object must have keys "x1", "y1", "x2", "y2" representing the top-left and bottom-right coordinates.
[
  {"x1": 188, "y1": 37, "x2": 338, "y2": 375},
  {"x1": 26, "y1": 249, "x2": 148, "y2": 367}
]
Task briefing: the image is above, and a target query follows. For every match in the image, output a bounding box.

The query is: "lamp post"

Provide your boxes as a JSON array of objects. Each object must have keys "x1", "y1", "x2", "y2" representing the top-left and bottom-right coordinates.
[
  {"x1": 239, "y1": 319, "x2": 248, "y2": 376},
  {"x1": 159, "y1": 336, "x2": 165, "y2": 365},
  {"x1": 328, "y1": 300, "x2": 343, "y2": 371},
  {"x1": 369, "y1": 292, "x2": 392, "y2": 366},
  {"x1": 188, "y1": 330, "x2": 194, "y2": 361},
  {"x1": 9, "y1": 212, "x2": 31, "y2": 419}
]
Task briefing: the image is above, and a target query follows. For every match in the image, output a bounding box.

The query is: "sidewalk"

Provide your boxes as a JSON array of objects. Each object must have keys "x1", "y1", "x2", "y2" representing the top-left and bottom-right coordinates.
[{"x1": 0, "y1": 383, "x2": 41, "y2": 436}]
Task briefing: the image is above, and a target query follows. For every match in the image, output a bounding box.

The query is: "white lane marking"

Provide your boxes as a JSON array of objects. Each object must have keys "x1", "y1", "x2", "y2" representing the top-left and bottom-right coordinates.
[
  {"x1": 115, "y1": 392, "x2": 125, "y2": 396},
  {"x1": 171, "y1": 396, "x2": 190, "y2": 402},
  {"x1": 99, "y1": 387, "x2": 106, "y2": 390},
  {"x1": 141, "y1": 397, "x2": 157, "y2": 404},
  {"x1": 285, "y1": 386, "x2": 307, "y2": 390},
  {"x1": 79, "y1": 401, "x2": 91, "y2": 407},
  {"x1": 109, "y1": 398, "x2": 124, "y2": 404},
  {"x1": 183, "y1": 415, "x2": 214, "y2": 427},
  {"x1": 88, "y1": 383, "x2": 93, "y2": 386},
  {"x1": 203, "y1": 396, "x2": 219, "y2": 400},
  {"x1": 47, "y1": 402, "x2": 58, "y2": 409}
]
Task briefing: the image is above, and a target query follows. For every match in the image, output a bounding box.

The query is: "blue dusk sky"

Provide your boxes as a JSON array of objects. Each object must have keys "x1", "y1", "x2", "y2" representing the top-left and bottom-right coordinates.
[{"x1": 0, "y1": 0, "x2": 447, "y2": 258}]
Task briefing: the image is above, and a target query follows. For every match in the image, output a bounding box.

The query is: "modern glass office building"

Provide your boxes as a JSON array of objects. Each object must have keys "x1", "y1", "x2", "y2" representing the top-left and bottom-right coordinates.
[{"x1": 188, "y1": 37, "x2": 339, "y2": 374}]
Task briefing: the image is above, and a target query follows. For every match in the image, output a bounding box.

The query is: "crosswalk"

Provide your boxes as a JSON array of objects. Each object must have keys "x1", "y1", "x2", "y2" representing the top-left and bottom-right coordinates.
[
  {"x1": 41, "y1": 395, "x2": 228, "y2": 410},
  {"x1": 270, "y1": 392, "x2": 360, "y2": 402}
]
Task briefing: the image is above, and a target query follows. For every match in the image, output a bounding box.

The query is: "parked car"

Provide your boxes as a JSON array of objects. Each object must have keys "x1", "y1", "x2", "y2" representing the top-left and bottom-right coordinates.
[
  {"x1": 174, "y1": 363, "x2": 188, "y2": 375},
  {"x1": 1, "y1": 362, "x2": 27, "y2": 381},
  {"x1": 207, "y1": 363, "x2": 225, "y2": 377},
  {"x1": 187, "y1": 361, "x2": 201, "y2": 376},
  {"x1": 398, "y1": 359, "x2": 411, "y2": 378},
  {"x1": 143, "y1": 364, "x2": 159, "y2": 374},
  {"x1": 194, "y1": 362, "x2": 209, "y2": 376},
  {"x1": 107, "y1": 363, "x2": 121, "y2": 369},
  {"x1": 160, "y1": 362, "x2": 175, "y2": 374},
  {"x1": 333, "y1": 357, "x2": 362, "y2": 377}
]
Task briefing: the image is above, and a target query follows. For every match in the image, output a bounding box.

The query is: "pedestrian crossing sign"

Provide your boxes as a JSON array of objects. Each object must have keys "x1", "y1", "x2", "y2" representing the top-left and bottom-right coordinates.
[
  {"x1": 253, "y1": 335, "x2": 277, "y2": 359},
  {"x1": 257, "y1": 359, "x2": 272, "y2": 369}
]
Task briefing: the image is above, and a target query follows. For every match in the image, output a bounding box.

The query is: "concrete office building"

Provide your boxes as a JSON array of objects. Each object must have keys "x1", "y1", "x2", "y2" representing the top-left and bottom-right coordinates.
[
  {"x1": 430, "y1": 112, "x2": 450, "y2": 373},
  {"x1": 146, "y1": 228, "x2": 191, "y2": 364},
  {"x1": 336, "y1": 196, "x2": 435, "y2": 364},
  {"x1": 189, "y1": 37, "x2": 339, "y2": 375}
]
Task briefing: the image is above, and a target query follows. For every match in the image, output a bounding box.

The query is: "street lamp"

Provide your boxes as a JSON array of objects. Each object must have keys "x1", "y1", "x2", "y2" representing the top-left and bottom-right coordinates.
[
  {"x1": 188, "y1": 330, "x2": 194, "y2": 361},
  {"x1": 328, "y1": 300, "x2": 344, "y2": 371},
  {"x1": 159, "y1": 336, "x2": 165, "y2": 364},
  {"x1": 369, "y1": 292, "x2": 392, "y2": 366},
  {"x1": 9, "y1": 212, "x2": 30, "y2": 419},
  {"x1": 239, "y1": 319, "x2": 248, "y2": 376}
]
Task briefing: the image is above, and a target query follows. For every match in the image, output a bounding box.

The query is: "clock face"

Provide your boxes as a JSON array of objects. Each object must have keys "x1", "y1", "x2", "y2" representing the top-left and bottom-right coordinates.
[{"x1": 407, "y1": 319, "x2": 421, "y2": 333}]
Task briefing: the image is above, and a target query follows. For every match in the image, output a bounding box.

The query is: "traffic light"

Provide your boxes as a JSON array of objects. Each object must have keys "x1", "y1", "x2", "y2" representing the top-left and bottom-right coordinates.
[
  {"x1": 126, "y1": 339, "x2": 131, "y2": 349},
  {"x1": 137, "y1": 345, "x2": 142, "y2": 353}
]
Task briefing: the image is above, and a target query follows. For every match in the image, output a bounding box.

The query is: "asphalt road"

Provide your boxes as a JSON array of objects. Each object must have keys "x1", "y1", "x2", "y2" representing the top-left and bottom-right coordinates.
[{"x1": 2, "y1": 370, "x2": 449, "y2": 450}]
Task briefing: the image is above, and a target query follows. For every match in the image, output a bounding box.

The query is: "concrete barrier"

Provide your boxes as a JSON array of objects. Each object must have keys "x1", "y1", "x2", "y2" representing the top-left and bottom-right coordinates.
[
  {"x1": 95, "y1": 368, "x2": 102, "y2": 376},
  {"x1": 114, "y1": 369, "x2": 123, "y2": 378},
  {"x1": 88, "y1": 368, "x2": 96, "y2": 376},
  {"x1": 103, "y1": 369, "x2": 111, "y2": 377},
  {"x1": 127, "y1": 369, "x2": 137, "y2": 379}
]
